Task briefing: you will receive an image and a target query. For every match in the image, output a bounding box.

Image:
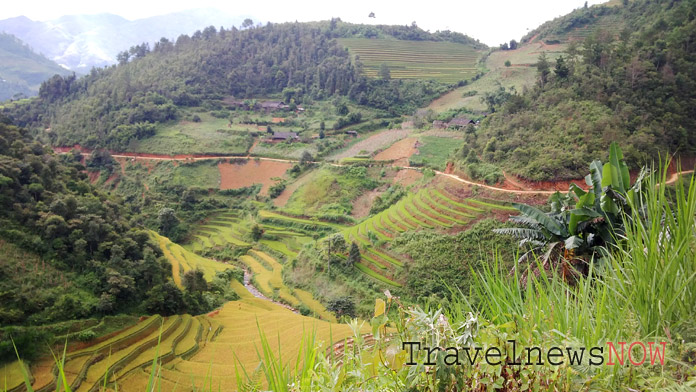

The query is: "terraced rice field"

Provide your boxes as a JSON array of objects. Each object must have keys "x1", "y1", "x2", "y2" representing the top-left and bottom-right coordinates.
[
  {"x1": 183, "y1": 209, "x2": 334, "y2": 320},
  {"x1": 540, "y1": 13, "x2": 626, "y2": 43},
  {"x1": 155, "y1": 232, "x2": 233, "y2": 287},
  {"x1": 9, "y1": 243, "x2": 356, "y2": 392},
  {"x1": 342, "y1": 187, "x2": 515, "y2": 287},
  {"x1": 338, "y1": 38, "x2": 481, "y2": 83},
  {"x1": 185, "y1": 210, "x2": 251, "y2": 254}
]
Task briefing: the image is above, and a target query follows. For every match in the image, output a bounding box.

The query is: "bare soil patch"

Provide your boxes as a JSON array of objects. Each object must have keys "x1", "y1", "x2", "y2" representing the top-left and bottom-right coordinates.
[
  {"x1": 352, "y1": 187, "x2": 386, "y2": 219},
  {"x1": 218, "y1": 160, "x2": 292, "y2": 196},
  {"x1": 374, "y1": 137, "x2": 419, "y2": 166},
  {"x1": 329, "y1": 129, "x2": 411, "y2": 160},
  {"x1": 392, "y1": 169, "x2": 423, "y2": 187}
]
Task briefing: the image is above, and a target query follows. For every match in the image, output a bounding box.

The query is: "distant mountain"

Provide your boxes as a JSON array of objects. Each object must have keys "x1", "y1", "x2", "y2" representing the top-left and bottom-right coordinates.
[
  {"x1": 0, "y1": 32, "x2": 72, "y2": 101},
  {"x1": 0, "y1": 9, "x2": 249, "y2": 72}
]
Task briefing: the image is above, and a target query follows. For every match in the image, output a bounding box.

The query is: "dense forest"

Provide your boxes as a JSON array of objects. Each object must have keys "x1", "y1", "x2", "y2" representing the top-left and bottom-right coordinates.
[
  {"x1": 457, "y1": 0, "x2": 696, "y2": 180},
  {"x1": 0, "y1": 118, "x2": 241, "y2": 360},
  {"x1": 1, "y1": 21, "x2": 466, "y2": 150}
]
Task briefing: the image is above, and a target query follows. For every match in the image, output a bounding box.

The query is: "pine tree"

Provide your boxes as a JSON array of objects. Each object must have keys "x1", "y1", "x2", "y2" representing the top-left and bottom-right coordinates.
[{"x1": 348, "y1": 242, "x2": 361, "y2": 266}]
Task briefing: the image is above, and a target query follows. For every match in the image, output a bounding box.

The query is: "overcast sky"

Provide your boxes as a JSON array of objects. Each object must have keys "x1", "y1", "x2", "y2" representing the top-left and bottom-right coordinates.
[{"x1": 1, "y1": 0, "x2": 608, "y2": 46}]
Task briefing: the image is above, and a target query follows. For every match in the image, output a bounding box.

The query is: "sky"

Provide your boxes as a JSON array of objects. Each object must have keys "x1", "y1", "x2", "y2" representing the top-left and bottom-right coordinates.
[{"x1": 1, "y1": 0, "x2": 609, "y2": 46}]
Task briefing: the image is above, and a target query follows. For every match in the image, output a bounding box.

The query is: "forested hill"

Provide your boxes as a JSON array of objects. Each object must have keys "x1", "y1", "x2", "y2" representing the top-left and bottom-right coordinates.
[
  {"x1": 0, "y1": 118, "x2": 176, "y2": 333},
  {"x1": 0, "y1": 33, "x2": 72, "y2": 101},
  {"x1": 2, "y1": 21, "x2": 481, "y2": 150},
  {"x1": 459, "y1": 0, "x2": 696, "y2": 181}
]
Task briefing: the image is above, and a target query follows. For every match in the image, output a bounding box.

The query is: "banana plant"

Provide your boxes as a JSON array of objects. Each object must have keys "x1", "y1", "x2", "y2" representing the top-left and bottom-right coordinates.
[{"x1": 494, "y1": 142, "x2": 648, "y2": 283}]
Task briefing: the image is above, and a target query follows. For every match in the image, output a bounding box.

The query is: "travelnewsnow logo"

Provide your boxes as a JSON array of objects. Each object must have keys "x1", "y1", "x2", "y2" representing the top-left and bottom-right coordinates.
[{"x1": 402, "y1": 341, "x2": 667, "y2": 367}]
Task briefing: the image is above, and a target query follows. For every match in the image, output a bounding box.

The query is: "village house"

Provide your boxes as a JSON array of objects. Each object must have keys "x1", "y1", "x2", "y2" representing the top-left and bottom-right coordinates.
[
  {"x1": 268, "y1": 131, "x2": 299, "y2": 143},
  {"x1": 447, "y1": 117, "x2": 476, "y2": 128}
]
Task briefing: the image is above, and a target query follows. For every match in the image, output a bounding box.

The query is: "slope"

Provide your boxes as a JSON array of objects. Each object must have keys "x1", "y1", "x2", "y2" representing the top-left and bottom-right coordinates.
[{"x1": 0, "y1": 33, "x2": 71, "y2": 100}]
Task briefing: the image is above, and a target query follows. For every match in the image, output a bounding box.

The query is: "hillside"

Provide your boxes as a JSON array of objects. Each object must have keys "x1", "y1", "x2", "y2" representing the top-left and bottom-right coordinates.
[
  {"x1": 454, "y1": 0, "x2": 696, "y2": 181},
  {"x1": 1, "y1": 21, "x2": 485, "y2": 152},
  {"x1": 0, "y1": 10, "x2": 248, "y2": 72},
  {"x1": 0, "y1": 33, "x2": 71, "y2": 101}
]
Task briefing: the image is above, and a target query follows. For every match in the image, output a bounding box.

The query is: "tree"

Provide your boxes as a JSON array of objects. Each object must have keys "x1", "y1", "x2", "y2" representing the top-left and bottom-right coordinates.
[
  {"x1": 500, "y1": 42, "x2": 509, "y2": 50},
  {"x1": 554, "y1": 56, "x2": 570, "y2": 79},
  {"x1": 379, "y1": 63, "x2": 391, "y2": 80},
  {"x1": 299, "y1": 151, "x2": 314, "y2": 165},
  {"x1": 242, "y1": 18, "x2": 254, "y2": 29},
  {"x1": 509, "y1": 39, "x2": 518, "y2": 50},
  {"x1": 504, "y1": 60, "x2": 512, "y2": 67},
  {"x1": 536, "y1": 53, "x2": 551, "y2": 87},
  {"x1": 329, "y1": 234, "x2": 347, "y2": 254},
  {"x1": 183, "y1": 269, "x2": 208, "y2": 293},
  {"x1": 251, "y1": 224, "x2": 263, "y2": 241},
  {"x1": 145, "y1": 282, "x2": 185, "y2": 316},
  {"x1": 116, "y1": 51, "x2": 129, "y2": 65},
  {"x1": 320, "y1": 121, "x2": 325, "y2": 131},
  {"x1": 266, "y1": 125, "x2": 273, "y2": 135},
  {"x1": 327, "y1": 296, "x2": 356, "y2": 318},
  {"x1": 493, "y1": 143, "x2": 645, "y2": 286},
  {"x1": 158, "y1": 208, "x2": 179, "y2": 236},
  {"x1": 348, "y1": 242, "x2": 360, "y2": 266},
  {"x1": 319, "y1": 130, "x2": 325, "y2": 139}
]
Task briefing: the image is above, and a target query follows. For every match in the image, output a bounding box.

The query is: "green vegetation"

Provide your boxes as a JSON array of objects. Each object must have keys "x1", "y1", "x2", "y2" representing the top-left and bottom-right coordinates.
[
  {"x1": 133, "y1": 112, "x2": 252, "y2": 155},
  {"x1": 0, "y1": 33, "x2": 72, "y2": 101},
  {"x1": 460, "y1": 0, "x2": 696, "y2": 180},
  {"x1": 338, "y1": 38, "x2": 481, "y2": 83},
  {"x1": 0, "y1": 122, "x2": 175, "y2": 339},
  {"x1": 408, "y1": 136, "x2": 460, "y2": 170},
  {"x1": 284, "y1": 165, "x2": 378, "y2": 216}
]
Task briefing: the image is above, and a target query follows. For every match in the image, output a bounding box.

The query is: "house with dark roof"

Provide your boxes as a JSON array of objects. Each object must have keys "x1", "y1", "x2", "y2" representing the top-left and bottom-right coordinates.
[
  {"x1": 448, "y1": 117, "x2": 475, "y2": 128},
  {"x1": 270, "y1": 131, "x2": 299, "y2": 142}
]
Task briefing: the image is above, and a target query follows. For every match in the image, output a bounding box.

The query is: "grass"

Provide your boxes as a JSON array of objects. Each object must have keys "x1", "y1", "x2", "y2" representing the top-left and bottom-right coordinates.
[
  {"x1": 132, "y1": 112, "x2": 253, "y2": 155},
  {"x1": 409, "y1": 136, "x2": 460, "y2": 170},
  {"x1": 354, "y1": 263, "x2": 402, "y2": 287},
  {"x1": 338, "y1": 38, "x2": 481, "y2": 83},
  {"x1": 427, "y1": 41, "x2": 567, "y2": 113},
  {"x1": 340, "y1": 188, "x2": 514, "y2": 285},
  {"x1": 258, "y1": 210, "x2": 345, "y2": 230}
]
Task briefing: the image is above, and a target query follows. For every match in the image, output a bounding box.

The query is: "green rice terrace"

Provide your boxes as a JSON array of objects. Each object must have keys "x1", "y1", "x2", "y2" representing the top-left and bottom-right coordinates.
[
  {"x1": 342, "y1": 187, "x2": 515, "y2": 287},
  {"x1": 337, "y1": 38, "x2": 482, "y2": 83}
]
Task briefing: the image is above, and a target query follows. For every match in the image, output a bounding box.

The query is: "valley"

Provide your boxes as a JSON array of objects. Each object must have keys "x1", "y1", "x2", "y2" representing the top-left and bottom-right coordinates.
[{"x1": 1, "y1": 0, "x2": 696, "y2": 390}]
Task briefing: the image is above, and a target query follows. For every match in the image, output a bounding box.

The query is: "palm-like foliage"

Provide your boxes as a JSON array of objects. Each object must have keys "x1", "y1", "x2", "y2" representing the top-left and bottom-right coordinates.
[{"x1": 494, "y1": 143, "x2": 647, "y2": 284}]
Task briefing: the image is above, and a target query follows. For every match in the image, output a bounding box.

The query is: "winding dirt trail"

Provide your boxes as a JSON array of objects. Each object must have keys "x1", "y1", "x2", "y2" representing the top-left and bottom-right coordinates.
[{"x1": 55, "y1": 148, "x2": 694, "y2": 196}]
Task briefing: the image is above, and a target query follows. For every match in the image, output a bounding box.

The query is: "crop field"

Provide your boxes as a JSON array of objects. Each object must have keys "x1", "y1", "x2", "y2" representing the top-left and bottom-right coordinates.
[
  {"x1": 540, "y1": 13, "x2": 626, "y2": 43},
  {"x1": 427, "y1": 41, "x2": 567, "y2": 113},
  {"x1": 8, "y1": 238, "x2": 357, "y2": 392},
  {"x1": 374, "y1": 137, "x2": 419, "y2": 165},
  {"x1": 338, "y1": 38, "x2": 481, "y2": 83},
  {"x1": 409, "y1": 136, "x2": 461, "y2": 170},
  {"x1": 342, "y1": 187, "x2": 514, "y2": 286},
  {"x1": 327, "y1": 128, "x2": 411, "y2": 161},
  {"x1": 132, "y1": 112, "x2": 253, "y2": 155},
  {"x1": 218, "y1": 159, "x2": 292, "y2": 195},
  {"x1": 183, "y1": 209, "x2": 333, "y2": 319},
  {"x1": 156, "y1": 232, "x2": 234, "y2": 286}
]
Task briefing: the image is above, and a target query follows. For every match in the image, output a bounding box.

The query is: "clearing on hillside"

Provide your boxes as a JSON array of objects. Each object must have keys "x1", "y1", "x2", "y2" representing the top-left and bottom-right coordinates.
[
  {"x1": 374, "y1": 137, "x2": 419, "y2": 166},
  {"x1": 328, "y1": 128, "x2": 411, "y2": 161},
  {"x1": 338, "y1": 38, "x2": 481, "y2": 83},
  {"x1": 427, "y1": 41, "x2": 566, "y2": 113},
  {"x1": 218, "y1": 159, "x2": 292, "y2": 195}
]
